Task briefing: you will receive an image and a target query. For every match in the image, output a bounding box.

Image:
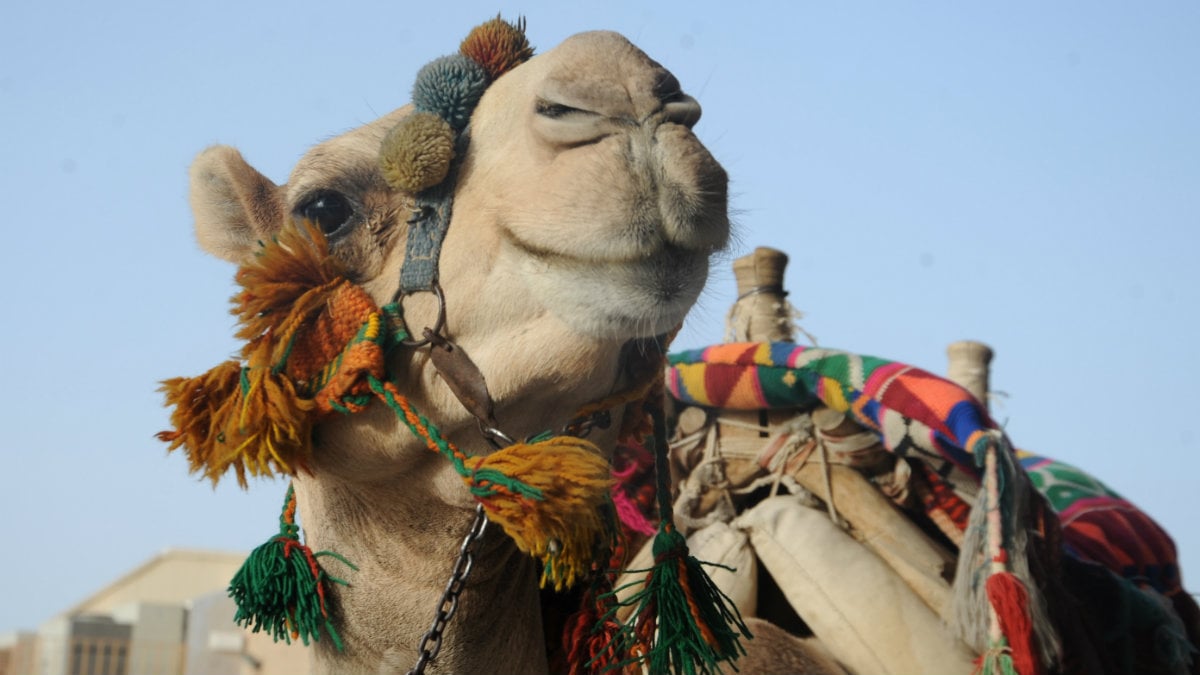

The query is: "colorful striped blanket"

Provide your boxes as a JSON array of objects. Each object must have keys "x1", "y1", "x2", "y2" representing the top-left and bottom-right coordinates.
[
  {"x1": 668, "y1": 341, "x2": 993, "y2": 485},
  {"x1": 667, "y1": 341, "x2": 1184, "y2": 598},
  {"x1": 1020, "y1": 452, "x2": 1181, "y2": 597}
]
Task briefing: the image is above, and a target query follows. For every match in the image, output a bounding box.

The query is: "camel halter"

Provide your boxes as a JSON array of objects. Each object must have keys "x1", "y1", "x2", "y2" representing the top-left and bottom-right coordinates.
[{"x1": 159, "y1": 17, "x2": 748, "y2": 675}]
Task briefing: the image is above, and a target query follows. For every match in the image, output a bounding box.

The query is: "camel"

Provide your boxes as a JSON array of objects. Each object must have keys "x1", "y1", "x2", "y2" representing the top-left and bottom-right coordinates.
[{"x1": 167, "y1": 19, "x2": 843, "y2": 675}]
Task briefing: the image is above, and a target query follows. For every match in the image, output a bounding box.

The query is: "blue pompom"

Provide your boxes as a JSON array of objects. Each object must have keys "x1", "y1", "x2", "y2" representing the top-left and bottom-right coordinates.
[{"x1": 412, "y1": 54, "x2": 489, "y2": 131}]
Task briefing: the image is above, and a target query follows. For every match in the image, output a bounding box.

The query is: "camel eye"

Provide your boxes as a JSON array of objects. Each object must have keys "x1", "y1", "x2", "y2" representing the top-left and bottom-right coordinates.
[
  {"x1": 297, "y1": 191, "x2": 355, "y2": 237},
  {"x1": 535, "y1": 99, "x2": 586, "y2": 119}
]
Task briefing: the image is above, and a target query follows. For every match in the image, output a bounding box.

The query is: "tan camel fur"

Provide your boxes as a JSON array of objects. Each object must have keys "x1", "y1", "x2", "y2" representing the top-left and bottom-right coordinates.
[{"x1": 187, "y1": 30, "x2": 739, "y2": 675}]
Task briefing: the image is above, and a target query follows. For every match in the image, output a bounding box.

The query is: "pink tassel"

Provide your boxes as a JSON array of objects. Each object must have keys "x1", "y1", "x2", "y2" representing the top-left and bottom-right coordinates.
[{"x1": 611, "y1": 461, "x2": 657, "y2": 537}]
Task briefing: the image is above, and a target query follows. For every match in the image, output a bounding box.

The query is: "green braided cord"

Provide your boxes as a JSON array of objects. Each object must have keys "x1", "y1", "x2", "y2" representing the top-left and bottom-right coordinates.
[
  {"x1": 468, "y1": 467, "x2": 544, "y2": 500},
  {"x1": 364, "y1": 374, "x2": 550, "y2": 503},
  {"x1": 278, "y1": 483, "x2": 299, "y2": 535},
  {"x1": 651, "y1": 404, "x2": 676, "y2": 524},
  {"x1": 271, "y1": 330, "x2": 301, "y2": 375},
  {"x1": 380, "y1": 302, "x2": 410, "y2": 348},
  {"x1": 526, "y1": 430, "x2": 554, "y2": 444},
  {"x1": 368, "y1": 375, "x2": 468, "y2": 473},
  {"x1": 229, "y1": 485, "x2": 358, "y2": 650}
]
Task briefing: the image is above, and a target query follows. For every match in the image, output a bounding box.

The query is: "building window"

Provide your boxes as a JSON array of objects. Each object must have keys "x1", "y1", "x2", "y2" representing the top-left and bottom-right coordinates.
[
  {"x1": 86, "y1": 643, "x2": 98, "y2": 675},
  {"x1": 115, "y1": 646, "x2": 127, "y2": 675},
  {"x1": 70, "y1": 644, "x2": 83, "y2": 675},
  {"x1": 101, "y1": 644, "x2": 112, "y2": 675}
]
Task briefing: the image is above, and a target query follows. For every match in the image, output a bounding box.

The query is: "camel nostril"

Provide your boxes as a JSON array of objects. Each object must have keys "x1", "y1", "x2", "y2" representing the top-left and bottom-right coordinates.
[{"x1": 662, "y1": 95, "x2": 702, "y2": 129}]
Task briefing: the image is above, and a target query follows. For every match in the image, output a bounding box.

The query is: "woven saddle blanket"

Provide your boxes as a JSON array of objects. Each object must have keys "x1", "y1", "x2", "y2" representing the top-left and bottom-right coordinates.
[{"x1": 667, "y1": 341, "x2": 1183, "y2": 599}]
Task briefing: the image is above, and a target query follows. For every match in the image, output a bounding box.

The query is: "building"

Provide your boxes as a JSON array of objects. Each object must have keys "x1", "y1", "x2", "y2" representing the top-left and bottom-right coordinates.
[
  {"x1": 12, "y1": 549, "x2": 310, "y2": 675},
  {"x1": 0, "y1": 632, "x2": 37, "y2": 675}
]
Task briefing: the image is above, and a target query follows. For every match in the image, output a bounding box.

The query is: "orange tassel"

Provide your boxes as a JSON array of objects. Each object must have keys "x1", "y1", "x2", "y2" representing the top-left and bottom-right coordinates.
[
  {"x1": 158, "y1": 221, "x2": 357, "y2": 486},
  {"x1": 158, "y1": 358, "x2": 315, "y2": 487},
  {"x1": 158, "y1": 360, "x2": 243, "y2": 480}
]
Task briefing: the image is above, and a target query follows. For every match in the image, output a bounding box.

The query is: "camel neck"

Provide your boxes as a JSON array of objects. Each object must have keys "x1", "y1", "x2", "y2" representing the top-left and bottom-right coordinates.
[{"x1": 294, "y1": 470, "x2": 550, "y2": 674}]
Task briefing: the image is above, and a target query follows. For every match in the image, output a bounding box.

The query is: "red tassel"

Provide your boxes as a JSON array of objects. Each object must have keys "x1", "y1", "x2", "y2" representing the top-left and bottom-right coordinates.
[
  {"x1": 563, "y1": 590, "x2": 630, "y2": 675},
  {"x1": 986, "y1": 571, "x2": 1042, "y2": 675}
]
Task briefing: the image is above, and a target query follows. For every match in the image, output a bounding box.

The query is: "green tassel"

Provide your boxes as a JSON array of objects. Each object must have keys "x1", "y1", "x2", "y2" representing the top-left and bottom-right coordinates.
[
  {"x1": 616, "y1": 525, "x2": 750, "y2": 674},
  {"x1": 228, "y1": 484, "x2": 357, "y2": 649},
  {"x1": 605, "y1": 387, "x2": 751, "y2": 674}
]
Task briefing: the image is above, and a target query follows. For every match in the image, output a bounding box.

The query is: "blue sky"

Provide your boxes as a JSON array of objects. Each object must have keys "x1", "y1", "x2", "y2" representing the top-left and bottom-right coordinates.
[{"x1": 2, "y1": 1, "x2": 1197, "y2": 635}]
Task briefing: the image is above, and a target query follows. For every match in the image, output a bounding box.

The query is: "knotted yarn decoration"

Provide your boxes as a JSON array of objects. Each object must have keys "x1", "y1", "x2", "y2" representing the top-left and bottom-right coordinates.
[
  {"x1": 959, "y1": 432, "x2": 1058, "y2": 675},
  {"x1": 157, "y1": 221, "x2": 356, "y2": 486},
  {"x1": 469, "y1": 437, "x2": 614, "y2": 590},
  {"x1": 159, "y1": 218, "x2": 620, "y2": 592},
  {"x1": 369, "y1": 377, "x2": 614, "y2": 591},
  {"x1": 564, "y1": 588, "x2": 627, "y2": 675},
  {"x1": 601, "y1": 368, "x2": 751, "y2": 674},
  {"x1": 229, "y1": 484, "x2": 356, "y2": 648}
]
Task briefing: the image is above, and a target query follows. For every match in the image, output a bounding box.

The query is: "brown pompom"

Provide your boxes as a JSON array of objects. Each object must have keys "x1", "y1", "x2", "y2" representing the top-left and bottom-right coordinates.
[
  {"x1": 460, "y1": 16, "x2": 534, "y2": 82},
  {"x1": 379, "y1": 112, "x2": 455, "y2": 193}
]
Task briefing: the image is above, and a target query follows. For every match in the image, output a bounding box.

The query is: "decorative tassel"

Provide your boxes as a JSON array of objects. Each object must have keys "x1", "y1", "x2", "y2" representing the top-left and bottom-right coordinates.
[
  {"x1": 229, "y1": 485, "x2": 356, "y2": 649},
  {"x1": 564, "y1": 588, "x2": 629, "y2": 675},
  {"x1": 986, "y1": 571, "x2": 1041, "y2": 675},
  {"x1": 958, "y1": 433, "x2": 1054, "y2": 675},
  {"x1": 619, "y1": 525, "x2": 749, "y2": 674},
  {"x1": 157, "y1": 360, "x2": 244, "y2": 480},
  {"x1": 606, "y1": 379, "x2": 751, "y2": 673},
  {"x1": 369, "y1": 376, "x2": 614, "y2": 591},
  {"x1": 470, "y1": 437, "x2": 615, "y2": 591},
  {"x1": 976, "y1": 641, "x2": 1020, "y2": 675},
  {"x1": 157, "y1": 360, "x2": 315, "y2": 487},
  {"x1": 158, "y1": 222, "x2": 360, "y2": 487}
]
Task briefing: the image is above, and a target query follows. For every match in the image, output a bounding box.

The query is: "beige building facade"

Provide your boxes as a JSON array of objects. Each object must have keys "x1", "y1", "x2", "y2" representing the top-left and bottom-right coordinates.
[
  {"x1": 4, "y1": 549, "x2": 310, "y2": 675},
  {"x1": 0, "y1": 632, "x2": 38, "y2": 675}
]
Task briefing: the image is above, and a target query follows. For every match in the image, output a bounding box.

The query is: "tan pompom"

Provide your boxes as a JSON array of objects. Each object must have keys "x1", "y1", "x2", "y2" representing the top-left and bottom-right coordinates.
[{"x1": 378, "y1": 112, "x2": 455, "y2": 193}]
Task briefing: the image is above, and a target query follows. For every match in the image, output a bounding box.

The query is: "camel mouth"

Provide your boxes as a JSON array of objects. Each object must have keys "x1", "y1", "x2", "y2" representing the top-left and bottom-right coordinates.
[{"x1": 511, "y1": 240, "x2": 710, "y2": 339}]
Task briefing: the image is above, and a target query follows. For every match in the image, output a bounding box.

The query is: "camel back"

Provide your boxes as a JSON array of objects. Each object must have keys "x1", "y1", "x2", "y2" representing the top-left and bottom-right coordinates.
[{"x1": 658, "y1": 247, "x2": 1199, "y2": 675}]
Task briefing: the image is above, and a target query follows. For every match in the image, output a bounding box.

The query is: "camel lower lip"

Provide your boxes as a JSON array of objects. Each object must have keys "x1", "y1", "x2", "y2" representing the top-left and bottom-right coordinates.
[{"x1": 516, "y1": 247, "x2": 709, "y2": 339}]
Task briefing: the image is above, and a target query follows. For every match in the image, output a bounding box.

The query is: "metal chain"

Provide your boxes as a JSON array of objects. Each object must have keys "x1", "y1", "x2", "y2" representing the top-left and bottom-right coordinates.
[{"x1": 407, "y1": 503, "x2": 489, "y2": 675}]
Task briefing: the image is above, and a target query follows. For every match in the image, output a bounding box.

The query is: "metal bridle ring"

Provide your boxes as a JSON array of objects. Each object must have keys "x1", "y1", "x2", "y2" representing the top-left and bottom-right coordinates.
[
  {"x1": 393, "y1": 283, "x2": 448, "y2": 348},
  {"x1": 478, "y1": 424, "x2": 515, "y2": 449}
]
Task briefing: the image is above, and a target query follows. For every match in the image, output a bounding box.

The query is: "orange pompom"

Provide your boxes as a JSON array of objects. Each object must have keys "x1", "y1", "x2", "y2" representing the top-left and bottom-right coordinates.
[{"x1": 460, "y1": 16, "x2": 534, "y2": 81}]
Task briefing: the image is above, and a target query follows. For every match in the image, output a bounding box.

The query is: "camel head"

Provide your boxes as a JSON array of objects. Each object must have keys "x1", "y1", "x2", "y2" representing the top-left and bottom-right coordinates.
[
  {"x1": 170, "y1": 21, "x2": 733, "y2": 673},
  {"x1": 189, "y1": 29, "x2": 727, "y2": 342},
  {"x1": 185, "y1": 26, "x2": 729, "y2": 480}
]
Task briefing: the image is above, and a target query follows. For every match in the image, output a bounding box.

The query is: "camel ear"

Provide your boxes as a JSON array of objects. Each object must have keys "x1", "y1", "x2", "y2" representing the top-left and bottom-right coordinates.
[{"x1": 189, "y1": 145, "x2": 285, "y2": 264}]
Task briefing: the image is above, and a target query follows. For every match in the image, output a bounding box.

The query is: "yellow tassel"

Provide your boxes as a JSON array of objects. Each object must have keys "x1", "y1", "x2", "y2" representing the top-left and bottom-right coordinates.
[{"x1": 469, "y1": 437, "x2": 613, "y2": 591}]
